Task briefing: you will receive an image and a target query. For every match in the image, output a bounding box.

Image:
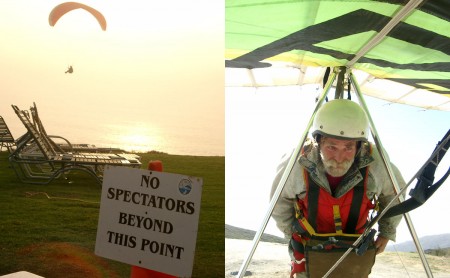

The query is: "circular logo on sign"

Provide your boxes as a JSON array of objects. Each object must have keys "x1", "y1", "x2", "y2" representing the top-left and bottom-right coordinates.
[{"x1": 178, "y1": 179, "x2": 192, "y2": 195}]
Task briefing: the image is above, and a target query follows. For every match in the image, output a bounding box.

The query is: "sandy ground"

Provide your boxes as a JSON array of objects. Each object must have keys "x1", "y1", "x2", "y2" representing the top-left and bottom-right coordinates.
[{"x1": 226, "y1": 239, "x2": 450, "y2": 278}]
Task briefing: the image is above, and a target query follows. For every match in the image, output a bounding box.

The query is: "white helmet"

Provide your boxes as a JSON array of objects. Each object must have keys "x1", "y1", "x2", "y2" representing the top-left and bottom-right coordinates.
[{"x1": 312, "y1": 99, "x2": 369, "y2": 141}]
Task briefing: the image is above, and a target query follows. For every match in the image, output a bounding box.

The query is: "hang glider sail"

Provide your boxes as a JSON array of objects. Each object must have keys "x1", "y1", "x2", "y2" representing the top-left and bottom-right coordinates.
[
  {"x1": 49, "y1": 2, "x2": 107, "y2": 31},
  {"x1": 225, "y1": 0, "x2": 450, "y2": 110}
]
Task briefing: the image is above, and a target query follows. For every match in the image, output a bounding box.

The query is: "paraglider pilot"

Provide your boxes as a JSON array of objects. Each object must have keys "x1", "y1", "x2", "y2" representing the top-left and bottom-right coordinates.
[
  {"x1": 65, "y1": 66, "x2": 73, "y2": 74},
  {"x1": 270, "y1": 99, "x2": 406, "y2": 278}
]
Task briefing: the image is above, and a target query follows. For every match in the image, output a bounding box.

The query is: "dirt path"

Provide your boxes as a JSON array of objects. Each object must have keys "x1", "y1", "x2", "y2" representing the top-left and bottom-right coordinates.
[{"x1": 226, "y1": 239, "x2": 450, "y2": 278}]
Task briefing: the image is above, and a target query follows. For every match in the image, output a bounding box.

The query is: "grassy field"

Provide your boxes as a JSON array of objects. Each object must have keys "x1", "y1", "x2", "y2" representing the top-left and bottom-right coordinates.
[{"x1": 0, "y1": 151, "x2": 224, "y2": 278}]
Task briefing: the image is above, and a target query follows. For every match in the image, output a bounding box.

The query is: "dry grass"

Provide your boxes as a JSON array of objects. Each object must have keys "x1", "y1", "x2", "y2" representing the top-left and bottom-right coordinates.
[{"x1": 17, "y1": 242, "x2": 120, "y2": 278}]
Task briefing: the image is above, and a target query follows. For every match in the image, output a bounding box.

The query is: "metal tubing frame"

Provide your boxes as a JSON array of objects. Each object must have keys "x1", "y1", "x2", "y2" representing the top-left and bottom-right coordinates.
[
  {"x1": 235, "y1": 66, "x2": 434, "y2": 278},
  {"x1": 236, "y1": 67, "x2": 340, "y2": 278},
  {"x1": 350, "y1": 71, "x2": 433, "y2": 278},
  {"x1": 323, "y1": 69, "x2": 435, "y2": 277}
]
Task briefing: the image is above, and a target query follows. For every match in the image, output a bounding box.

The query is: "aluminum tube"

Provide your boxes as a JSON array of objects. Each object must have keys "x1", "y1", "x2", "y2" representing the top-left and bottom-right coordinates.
[
  {"x1": 351, "y1": 73, "x2": 433, "y2": 278},
  {"x1": 347, "y1": 0, "x2": 424, "y2": 67}
]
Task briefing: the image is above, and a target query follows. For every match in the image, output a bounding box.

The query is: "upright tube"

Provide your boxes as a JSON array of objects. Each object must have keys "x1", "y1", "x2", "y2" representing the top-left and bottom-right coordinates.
[{"x1": 350, "y1": 72, "x2": 433, "y2": 278}]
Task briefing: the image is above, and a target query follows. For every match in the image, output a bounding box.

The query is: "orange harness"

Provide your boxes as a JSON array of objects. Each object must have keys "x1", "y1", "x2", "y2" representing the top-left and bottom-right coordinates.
[
  {"x1": 289, "y1": 167, "x2": 376, "y2": 277},
  {"x1": 296, "y1": 167, "x2": 374, "y2": 237}
]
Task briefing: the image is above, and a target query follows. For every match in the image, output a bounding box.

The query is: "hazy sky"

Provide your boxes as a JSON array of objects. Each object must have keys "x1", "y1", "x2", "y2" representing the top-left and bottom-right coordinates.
[{"x1": 1, "y1": 0, "x2": 224, "y2": 155}]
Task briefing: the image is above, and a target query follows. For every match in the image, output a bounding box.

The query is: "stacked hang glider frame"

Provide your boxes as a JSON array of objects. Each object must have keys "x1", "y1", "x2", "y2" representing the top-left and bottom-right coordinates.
[{"x1": 230, "y1": 0, "x2": 450, "y2": 277}]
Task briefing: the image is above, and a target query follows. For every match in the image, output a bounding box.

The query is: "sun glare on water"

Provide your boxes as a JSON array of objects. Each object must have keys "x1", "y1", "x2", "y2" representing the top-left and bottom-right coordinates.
[
  {"x1": 105, "y1": 124, "x2": 166, "y2": 153},
  {"x1": 119, "y1": 134, "x2": 159, "y2": 153}
]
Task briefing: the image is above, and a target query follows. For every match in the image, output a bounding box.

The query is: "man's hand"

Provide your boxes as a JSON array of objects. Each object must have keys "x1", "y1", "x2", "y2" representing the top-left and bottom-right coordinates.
[{"x1": 374, "y1": 236, "x2": 389, "y2": 255}]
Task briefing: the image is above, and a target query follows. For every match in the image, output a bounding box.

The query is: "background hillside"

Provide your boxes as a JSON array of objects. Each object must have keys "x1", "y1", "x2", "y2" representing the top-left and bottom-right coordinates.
[
  {"x1": 225, "y1": 224, "x2": 288, "y2": 244},
  {"x1": 387, "y1": 233, "x2": 450, "y2": 254}
]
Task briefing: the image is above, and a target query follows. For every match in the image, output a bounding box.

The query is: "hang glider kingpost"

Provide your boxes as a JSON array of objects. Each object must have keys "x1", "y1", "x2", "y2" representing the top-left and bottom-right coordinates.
[{"x1": 225, "y1": 0, "x2": 450, "y2": 110}]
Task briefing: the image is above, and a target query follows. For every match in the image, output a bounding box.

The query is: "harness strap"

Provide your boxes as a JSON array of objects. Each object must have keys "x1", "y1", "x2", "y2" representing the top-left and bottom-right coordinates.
[
  {"x1": 346, "y1": 168, "x2": 367, "y2": 234},
  {"x1": 307, "y1": 168, "x2": 366, "y2": 234},
  {"x1": 332, "y1": 205, "x2": 343, "y2": 234},
  {"x1": 307, "y1": 178, "x2": 320, "y2": 231},
  {"x1": 380, "y1": 129, "x2": 450, "y2": 220},
  {"x1": 290, "y1": 234, "x2": 305, "y2": 254}
]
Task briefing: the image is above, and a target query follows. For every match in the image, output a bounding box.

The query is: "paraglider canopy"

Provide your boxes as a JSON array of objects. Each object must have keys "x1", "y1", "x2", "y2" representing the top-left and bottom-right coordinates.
[{"x1": 49, "y1": 2, "x2": 107, "y2": 31}]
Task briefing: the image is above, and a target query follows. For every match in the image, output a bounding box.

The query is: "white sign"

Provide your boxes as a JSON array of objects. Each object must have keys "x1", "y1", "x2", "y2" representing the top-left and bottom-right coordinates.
[{"x1": 95, "y1": 166, "x2": 203, "y2": 277}]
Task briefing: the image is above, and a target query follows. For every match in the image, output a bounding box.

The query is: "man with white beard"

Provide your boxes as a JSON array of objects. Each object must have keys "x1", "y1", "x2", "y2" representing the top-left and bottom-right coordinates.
[{"x1": 270, "y1": 99, "x2": 405, "y2": 278}]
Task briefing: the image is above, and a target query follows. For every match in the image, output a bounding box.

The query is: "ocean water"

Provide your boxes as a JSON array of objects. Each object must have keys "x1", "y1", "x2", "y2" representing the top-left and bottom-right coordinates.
[{"x1": 3, "y1": 102, "x2": 224, "y2": 156}]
